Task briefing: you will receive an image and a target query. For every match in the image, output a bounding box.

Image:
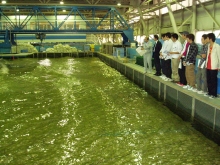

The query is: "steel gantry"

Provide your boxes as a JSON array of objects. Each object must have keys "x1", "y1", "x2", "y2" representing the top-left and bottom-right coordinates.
[{"x1": 0, "y1": 6, "x2": 134, "y2": 49}]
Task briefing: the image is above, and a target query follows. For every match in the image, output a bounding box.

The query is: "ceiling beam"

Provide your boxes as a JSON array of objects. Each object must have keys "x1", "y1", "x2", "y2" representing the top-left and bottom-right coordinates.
[{"x1": 0, "y1": 3, "x2": 133, "y2": 8}]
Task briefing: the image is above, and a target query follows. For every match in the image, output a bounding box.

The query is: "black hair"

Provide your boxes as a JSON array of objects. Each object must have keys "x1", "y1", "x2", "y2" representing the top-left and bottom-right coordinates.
[
  {"x1": 165, "y1": 32, "x2": 171, "y2": 38},
  {"x1": 154, "y1": 35, "x2": 159, "y2": 40},
  {"x1": 161, "y1": 34, "x2": 166, "y2": 38},
  {"x1": 207, "y1": 33, "x2": 216, "y2": 42},
  {"x1": 186, "y1": 34, "x2": 195, "y2": 42},
  {"x1": 202, "y1": 34, "x2": 207, "y2": 39},
  {"x1": 171, "y1": 33, "x2": 178, "y2": 40}
]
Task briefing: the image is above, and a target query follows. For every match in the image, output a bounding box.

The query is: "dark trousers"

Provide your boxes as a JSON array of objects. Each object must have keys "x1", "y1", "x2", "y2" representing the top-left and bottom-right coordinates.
[
  {"x1": 207, "y1": 69, "x2": 218, "y2": 97},
  {"x1": 163, "y1": 59, "x2": 172, "y2": 78},
  {"x1": 154, "y1": 55, "x2": 161, "y2": 75},
  {"x1": 178, "y1": 62, "x2": 187, "y2": 85},
  {"x1": 161, "y1": 59, "x2": 165, "y2": 75}
]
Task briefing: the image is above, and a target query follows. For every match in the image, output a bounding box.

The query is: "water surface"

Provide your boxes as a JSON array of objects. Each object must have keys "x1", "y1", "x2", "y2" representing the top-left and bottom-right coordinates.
[{"x1": 0, "y1": 57, "x2": 220, "y2": 165}]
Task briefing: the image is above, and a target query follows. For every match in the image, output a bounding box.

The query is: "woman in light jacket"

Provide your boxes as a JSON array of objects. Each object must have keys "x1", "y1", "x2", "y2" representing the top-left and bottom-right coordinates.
[{"x1": 205, "y1": 33, "x2": 220, "y2": 98}]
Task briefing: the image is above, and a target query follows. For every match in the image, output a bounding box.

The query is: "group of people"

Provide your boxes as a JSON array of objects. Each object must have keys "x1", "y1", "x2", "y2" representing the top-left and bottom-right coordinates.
[{"x1": 142, "y1": 32, "x2": 220, "y2": 99}]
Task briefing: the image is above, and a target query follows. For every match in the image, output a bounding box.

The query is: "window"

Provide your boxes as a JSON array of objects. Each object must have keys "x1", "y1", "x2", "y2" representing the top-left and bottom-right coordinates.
[{"x1": 195, "y1": 30, "x2": 212, "y2": 44}]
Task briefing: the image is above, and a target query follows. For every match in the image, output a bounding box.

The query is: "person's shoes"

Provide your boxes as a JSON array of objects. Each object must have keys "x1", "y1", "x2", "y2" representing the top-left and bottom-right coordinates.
[
  {"x1": 204, "y1": 93, "x2": 210, "y2": 97},
  {"x1": 188, "y1": 86, "x2": 194, "y2": 91},
  {"x1": 161, "y1": 76, "x2": 167, "y2": 80},
  {"x1": 197, "y1": 90, "x2": 204, "y2": 95},
  {"x1": 183, "y1": 85, "x2": 189, "y2": 89},
  {"x1": 154, "y1": 73, "x2": 161, "y2": 76},
  {"x1": 209, "y1": 95, "x2": 216, "y2": 99},
  {"x1": 192, "y1": 88, "x2": 198, "y2": 92},
  {"x1": 176, "y1": 82, "x2": 184, "y2": 86},
  {"x1": 179, "y1": 83, "x2": 184, "y2": 87},
  {"x1": 164, "y1": 77, "x2": 172, "y2": 81}
]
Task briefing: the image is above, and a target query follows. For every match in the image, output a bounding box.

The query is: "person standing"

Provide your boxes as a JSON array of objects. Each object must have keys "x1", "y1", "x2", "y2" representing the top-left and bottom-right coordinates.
[
  {"x1": 159, "y1": 34, "x2": 166, "y2": 78},
  {"x1": 142, "y1": 37, "x2": 153, "y2": 74},
  {"x1": 183, "y1": 34, "x2": 198, "y2": 90},
  {"x1": 161, "y1": 32, "x2": 173, "y2": 81},
  {"x1": 169, "y1": 33, "x2": 182, "y2": 82},
  {"x1": 205, "y1": 33, "x2": 220, "y2": 98},
  {"x1": 153, "y1": 35, "x2": 162, "y2": 76},
  {"x1": 177, "y1": 31, "x2": 189, "y2": 86},
  {"x1": 195, "y1": 34, "x2": 208, "y2": 94}
]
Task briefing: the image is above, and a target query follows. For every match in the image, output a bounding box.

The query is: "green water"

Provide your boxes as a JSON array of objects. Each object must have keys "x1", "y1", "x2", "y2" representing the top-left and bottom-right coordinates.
[{"x1": 0, "y1": 57, "x2": 220, "y2": 165}]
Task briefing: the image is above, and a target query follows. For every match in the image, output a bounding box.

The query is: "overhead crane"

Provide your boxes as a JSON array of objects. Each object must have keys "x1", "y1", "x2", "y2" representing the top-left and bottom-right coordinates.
[{"x1": 0, "y1": 6, "x2": 134, "y2": 51}]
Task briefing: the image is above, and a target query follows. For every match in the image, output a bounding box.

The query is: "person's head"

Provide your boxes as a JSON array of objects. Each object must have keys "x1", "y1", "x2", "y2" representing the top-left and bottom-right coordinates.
[
  {"x1": 201, "y1": 34, "x2": 208, "y2": 45},
  {"x1": 144, "y1": 37, "x2": 149, "y2": 42},
  {"x1": 207, "y1": 33, "x2": 216, "y2": 43},
  {"x1": 181, "y1": 31, "x2": 189, "y2": 40},
  {"x1": 161, "y1": 34, "x2": 166, "y2": 41},
  {"x1": 154, "y1": 35, "x2": 159, "y2": 41},
  {"x1": 186, "y1": 34, "x2": 195, "y2": 43},
  {"x1": 171, "y1": 33, "x2": 178, "y2": 42},
  {"x1": 165, "y1": 32, "x2": 171, "y2": 39}
]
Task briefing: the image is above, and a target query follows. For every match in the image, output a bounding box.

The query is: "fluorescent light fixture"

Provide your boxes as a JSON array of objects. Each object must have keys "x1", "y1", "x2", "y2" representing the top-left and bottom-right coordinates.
[
  {"x1": 117, "y1": 2, "x2": 121, "y2": 6},
  {"x1": 2, "y1": 0, "x2": 6, "y2": 4},
  {"x1": 62, "y1": 10, "x2": 66, "y2": 12},
  {"x1": 16, "y1": 9, "x2": 19, "y2": 12},
  {"x1": 60, "y1": 1, "x2": 64, "y2": 4}
]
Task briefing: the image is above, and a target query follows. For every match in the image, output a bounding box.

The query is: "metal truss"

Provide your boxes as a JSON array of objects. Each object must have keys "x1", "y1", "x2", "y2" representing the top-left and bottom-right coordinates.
[
  {"x1": 0, "y1": 6, "x2": 131, "y2": 32},
  {"x1": 0, "y1": 6, "x2": 134, "y2": 48}
]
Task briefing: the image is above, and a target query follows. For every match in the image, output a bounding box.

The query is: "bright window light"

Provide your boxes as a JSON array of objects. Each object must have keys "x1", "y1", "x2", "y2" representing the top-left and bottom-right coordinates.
[
  {"x1": 117, "y1": 2, "x2": 121, "y2": 6},
  {"x1": 60, "y1": 1, "x2": 64, "y2": 4},
  {"x1": 57, "y1": 15, "x2": 67, "y2": 19},
  {"x1": 2, "y1": 0, "x2": 6, "y2": 4},
  {"x1": 195, "y1": 30, "x2": 212, "y2": 44}
]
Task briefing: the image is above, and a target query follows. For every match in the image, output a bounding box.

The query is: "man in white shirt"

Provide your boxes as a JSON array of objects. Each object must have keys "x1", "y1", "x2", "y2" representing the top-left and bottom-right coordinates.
[
  {"x1": 169, "y1": 33, "x2": 182, "y2": 82},
  {"x1": 160, "y1": 32, "x2": 173, "y2": 81},
  {"x1": 159, "y1": 34, "x2": 166, "y2": 78}
]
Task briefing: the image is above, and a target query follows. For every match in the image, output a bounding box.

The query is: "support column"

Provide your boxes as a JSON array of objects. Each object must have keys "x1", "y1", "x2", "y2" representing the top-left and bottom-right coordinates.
[
  {"x1": 191, "y1": 0, "x2": 196, "y2": 34},
  {"x1": 146, "y1": 2, "x2": 150, "y2": 36},
  {"x1": 166, "y1": 1, "x2": 178, "y2": 33},
  {"x1": 153, "y1": 14, "x2": 157, "y2": 35},
  {"x1": 137, "y1": 7, "x2": 147, "y2": 35},
  {"x1": 158, "y1": 9, "x2": 162, "y2": 37}
]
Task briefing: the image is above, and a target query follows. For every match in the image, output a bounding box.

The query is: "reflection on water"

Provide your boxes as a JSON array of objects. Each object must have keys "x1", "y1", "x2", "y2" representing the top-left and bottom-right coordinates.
[
  {"x1": 0, "y1": 57, "x2": 220, "y2": 164},
  {"x1": 38, "y1": 59, "x2": 52, "y2": 67},
  {"x1": 0, "y1": 63, "x2": 9, "y2": 74}
]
